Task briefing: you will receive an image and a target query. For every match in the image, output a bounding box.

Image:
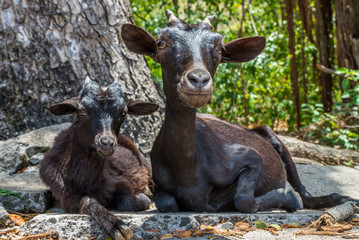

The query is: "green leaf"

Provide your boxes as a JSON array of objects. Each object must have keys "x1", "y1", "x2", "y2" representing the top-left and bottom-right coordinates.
[
  {"x1": 0, "y1": 188, "x2": 20, "y2": 198},
  {"x1": 342, "y1": 79, "x2": 350, "y2": 91},
  {"x1": 254, "y1": 220, "x2": 267, "y2": 229},
  {"x1": 291, "y1": 222, "x2": 298, "y2": 226},
  {"x1": 341, "y1": 92, "x2": 351, "y2": 99},
  {"x1": 335, "y1": 67, "x2": 348, "y2": 75},
  {"x1": 269, "y1": 224, "x2": 282, "y2": 230}
]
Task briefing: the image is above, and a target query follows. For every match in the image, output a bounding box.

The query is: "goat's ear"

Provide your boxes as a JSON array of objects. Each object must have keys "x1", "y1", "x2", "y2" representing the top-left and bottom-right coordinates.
[
  {"x1": 127, "y1": 101, "x2": 159, "y2": 115},
  {"x1": 50, "y1": 97, "x2": 78, "y2": 116},
  {"x1": 221, "y1": 36, "x2": 266, "y2": 63},
  {"x1": 121, "y1": 24, "x2": 158, "y2": 62}
]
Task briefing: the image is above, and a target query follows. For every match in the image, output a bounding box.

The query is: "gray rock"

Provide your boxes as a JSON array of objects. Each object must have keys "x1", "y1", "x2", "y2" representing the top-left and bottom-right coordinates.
[
  {"x1": 0, "y1": 123, "x2": 70, "y2": 174},
  {"x1": 297, "y1": 165, "x2": 359, "y2": 199},
  {"x1": 214, "y1": 222, "x2": 235, "y2": 230},
  {"x1": 0, "y1": 171, "x2": 51, "y2": 213},
  {"x1": 29, "y1": 153, "x2": 44, "y2": 165},
  {"x1": 0, "y1": 203, "x2": 13, "y2": 229}
]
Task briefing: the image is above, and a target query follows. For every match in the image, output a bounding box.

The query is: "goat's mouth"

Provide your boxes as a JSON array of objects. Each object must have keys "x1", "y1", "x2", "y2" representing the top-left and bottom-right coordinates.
[
  {"x1": 177, "y1": 87, "x2": 212, "y2": 109},
  {"x1": 96, "y1": 147, "x2": 114, "y2": 157}
]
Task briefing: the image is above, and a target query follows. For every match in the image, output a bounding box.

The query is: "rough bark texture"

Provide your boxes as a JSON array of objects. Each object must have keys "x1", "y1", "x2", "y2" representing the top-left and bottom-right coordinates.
[
  {"x1": 335, "y1": 0, "x2": 359, "y2": 70},
  {"x1": 285, "y1": 0, "x2": 301, "y2": 129},
  {"x1": 279, "y1": 135, "x2": 359, "y2": 166},
  {"x1": 314, "y1": 0, "x2": 334, "y2": 112},
  {"x1": 0, "y1": 0, "x2": 165, "y2": 155}
]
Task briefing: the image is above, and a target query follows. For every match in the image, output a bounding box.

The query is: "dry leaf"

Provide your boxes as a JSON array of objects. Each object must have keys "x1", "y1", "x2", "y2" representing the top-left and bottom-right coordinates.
[
  {"x1": 320, "y1": 223, "x2": 352, "y2": 232},
  {"x1": 265, "y1": 228, "x2": 279, "y2": 235},
  {"x1": 160, "y1": 234, "x2": 174, "y2": 239},
  {"x1": 282, "y1": 223, "x2": 303, "y2": 229},
  {"x1": 192, "y1": 229, "x2": 204, "y2": 236},
  {"x1": 9, "y1": 214, "x2": 25, "y2": 226},
  {"x1": 219, "y1": 219, "x2": 227, "y2": 224},
  {"x1": 234, "y1": 221, "x2": 250, "y2": 230},
  {"x1": 351, "y1": 218, "x2": 359, "y2": 222},
  {"x1": 172, "y1": 229, "x2": 192, "y2": 238},
  {"x1": 147, "y1": 229, "x2": 159, "y2": 232}
]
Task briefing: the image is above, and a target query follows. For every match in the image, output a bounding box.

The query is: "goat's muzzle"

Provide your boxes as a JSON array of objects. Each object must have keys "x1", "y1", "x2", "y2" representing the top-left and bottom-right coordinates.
[
  {"x1": 177, "y1": 68, "x2": 213, "y2": 108},
  {"x1": 95, "y1": 134, "x2": 117, "y2": 157}
]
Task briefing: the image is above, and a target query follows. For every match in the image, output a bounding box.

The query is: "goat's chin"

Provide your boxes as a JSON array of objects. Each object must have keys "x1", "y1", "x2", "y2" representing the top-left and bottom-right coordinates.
[
  {"x1": 96, "y1": 148, "x2": 114, "y2": 158},
  {"x1": 177, "y1": 90, "x2": 211, "y2": 109}
]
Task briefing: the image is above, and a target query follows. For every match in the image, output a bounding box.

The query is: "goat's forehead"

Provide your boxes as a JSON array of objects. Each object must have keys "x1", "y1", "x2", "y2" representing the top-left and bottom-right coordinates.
[
  {"x1": 80, "y1": 91, "x2": 125, "y2": 110},
  {"x1": 158, "y1": 26, "x2": 223, "y2": 42}
]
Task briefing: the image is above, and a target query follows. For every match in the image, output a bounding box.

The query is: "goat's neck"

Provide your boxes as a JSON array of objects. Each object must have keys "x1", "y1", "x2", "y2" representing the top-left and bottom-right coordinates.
[
  {"x1": 160, "y1": 99, "x2": 197, "y2": 167},
  {"x1": 71, "y1": 125, "x2": 104, "y2": 169}
]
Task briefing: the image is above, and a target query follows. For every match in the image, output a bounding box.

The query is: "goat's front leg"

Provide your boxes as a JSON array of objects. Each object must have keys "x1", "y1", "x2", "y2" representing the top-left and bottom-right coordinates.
[
  {"x1": 62, "y1": 195, "x2": 133, "y2": 240},
  {"x1": 234, "y1": 153, "x2": 301, "y2": 213},
  {"x1": 155, "y1": 190, "x2": 179, "y2": 212}
]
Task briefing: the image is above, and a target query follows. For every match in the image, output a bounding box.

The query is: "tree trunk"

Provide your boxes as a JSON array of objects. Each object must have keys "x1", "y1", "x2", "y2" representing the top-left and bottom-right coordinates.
[
  {"x1": 279, "y1": 135, "x2": 359, "y2": 166},
  {"x1": 335, "y1": 0, "x2": 359, "y2": 70},
  {"x1": 0, "y1": 0, "x2": 164, "y2": 155},
  {"x1": 314, "y1": 0, "x2": 334, "y2": 112},
  {"x1": 285, "y1": 0, "x2": 301, "y2": 129}
]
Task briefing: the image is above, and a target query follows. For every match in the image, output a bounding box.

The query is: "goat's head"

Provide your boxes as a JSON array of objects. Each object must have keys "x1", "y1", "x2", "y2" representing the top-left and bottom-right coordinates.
[
  {"x1": 121, "y1": 10, "x2": 265, "y2": 109},
  {"x1": 49, "y1": 77, "x2": 158, "y2": 157}
]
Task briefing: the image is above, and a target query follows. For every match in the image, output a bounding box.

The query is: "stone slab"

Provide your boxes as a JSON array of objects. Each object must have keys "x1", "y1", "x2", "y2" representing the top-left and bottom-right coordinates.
[
  {"x1": 0, "y1": 123, "x2": 70, "y2": 174},
  {"x1": 16, "y1": 211, "x2": 359, "y2": 240},
  {"x1": 0, "y1": 171, "x2": 51, "y2": 213},
  {"x1": 296, "y1": 165, "x2": 359, "y2": 199}
]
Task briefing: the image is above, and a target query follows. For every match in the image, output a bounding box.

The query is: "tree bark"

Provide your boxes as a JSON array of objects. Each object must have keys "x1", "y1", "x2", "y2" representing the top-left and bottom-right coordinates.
[
  {"x1": 0, "y1": 0, "x2": 165, "y2": 155},
  {"x1": 314, "y1": 0, "x2": 334, "y2": 112},
  {"x1": 285, "y1": 0, "x2": 301, "y2": 129},
  {"x1": 335, "y1": 0, "x2": 359, "y2": 70},
  {"x1": 279, "y1": 135, "x2": 359, "y2": 166}
]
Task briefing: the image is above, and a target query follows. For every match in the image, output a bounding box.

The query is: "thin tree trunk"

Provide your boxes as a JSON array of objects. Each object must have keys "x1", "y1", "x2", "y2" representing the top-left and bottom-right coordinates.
[
  {"x1": 285, "y1": 0, "x2": 301, "y2": 129},
  {"x1": 314, "y1": 0, "x2": 334, "y2": 112},
  {"x1": 0, "y1": 0, "x2": 164, "y2": 155},
  {"x1": 238, "y1": 0, "x2": 248, "y2": 126},
  {"x1": 298, "y1": 0, "x2": 314, "y2": 43},
  {"x1": 301, "y1": 30, "x2": 308, "y2": 104}
]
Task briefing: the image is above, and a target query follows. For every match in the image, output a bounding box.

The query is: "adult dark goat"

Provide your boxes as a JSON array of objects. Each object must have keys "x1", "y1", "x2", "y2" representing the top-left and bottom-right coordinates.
[
  {"x1": 121, "y1": 10, "x2": 358, "y2": 213},
  {"x1": 40, "y1": 78, "x2": 158, "y2": 240}
]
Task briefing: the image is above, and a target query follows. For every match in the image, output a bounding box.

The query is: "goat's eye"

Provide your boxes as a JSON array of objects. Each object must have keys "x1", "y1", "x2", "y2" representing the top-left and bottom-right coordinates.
[
  {"x1": 79, "y1": 109, "x2": 87, "y2": 116},
  {"x1": 157, "y1": 39, "x2": 167, "y2": 49},
  {"x1": 216, "y1": 44, "x2": 224, "y2": 54}
]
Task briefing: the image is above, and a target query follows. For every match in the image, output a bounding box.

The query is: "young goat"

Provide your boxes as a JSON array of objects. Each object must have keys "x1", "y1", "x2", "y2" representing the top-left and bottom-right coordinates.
[
  {"x1": 40, "y1": 78, "x2": 158, "y2": 240},
  {"x1": 121, "y1": 11, "x2": 358, "y2": 213}
]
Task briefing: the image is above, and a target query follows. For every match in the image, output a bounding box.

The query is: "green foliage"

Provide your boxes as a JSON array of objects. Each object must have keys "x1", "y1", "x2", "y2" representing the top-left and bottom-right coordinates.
[
  {"x1": 301, "y1": 68, "x2": 359, "y2": 150},
  {"x1": 0, "y1": 188, "x2": 20, "y2": 198}
]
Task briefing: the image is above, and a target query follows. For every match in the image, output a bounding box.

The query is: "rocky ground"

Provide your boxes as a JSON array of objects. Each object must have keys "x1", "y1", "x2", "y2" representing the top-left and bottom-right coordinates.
[{"x1": 0, "y1": 123, "x2": 358, "y2": 239}]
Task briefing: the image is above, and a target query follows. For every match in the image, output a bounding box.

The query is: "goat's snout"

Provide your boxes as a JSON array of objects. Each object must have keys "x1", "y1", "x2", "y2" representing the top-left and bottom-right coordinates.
[
  {"x1": 100, "y1": 136, "x2": 116, "y2": 148},
  {"x1": 186, "y1": 69, "x2": 211, "y2": 88},
  {"x1": 96, "y1": 134, "x2": 117, "y2": 156}
]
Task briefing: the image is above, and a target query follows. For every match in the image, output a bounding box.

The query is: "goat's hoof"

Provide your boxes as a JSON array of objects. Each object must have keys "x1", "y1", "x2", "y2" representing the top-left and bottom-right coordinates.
[
  {"x1": 119, "y1": 225, "x2": 133, "y2": 240},
  {"x1": 113, "y1": 230, "x2": 126, "y2": 240},
  {"x1": 111, "y1": 221, "x2": 133, "y2": 240}
]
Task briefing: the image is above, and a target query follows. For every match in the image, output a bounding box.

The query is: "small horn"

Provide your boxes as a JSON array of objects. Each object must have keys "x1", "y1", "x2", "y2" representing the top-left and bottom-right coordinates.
[
  {"x1": 165, "y1": 10, "x2": 178, "y2": 22},
  {"x1": 84, "y1": 76, "x2": 92, "y2": 85},
  {"x1": 203, "y1": 15, "x2": 216, "y2": 27}
]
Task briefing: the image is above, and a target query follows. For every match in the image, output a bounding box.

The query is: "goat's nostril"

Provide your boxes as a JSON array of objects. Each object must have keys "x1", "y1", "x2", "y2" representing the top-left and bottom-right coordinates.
[
  {"x1": 187, "y1": 70, "x2": 211, "y2": 87},
  {"x1": 100, "y1": 137, "x2": 115, "y2": 147}
]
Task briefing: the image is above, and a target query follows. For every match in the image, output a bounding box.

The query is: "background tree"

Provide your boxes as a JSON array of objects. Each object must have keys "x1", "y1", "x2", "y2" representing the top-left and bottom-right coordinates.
[{"x1": 0, "y1": 0, "x2": 164, "y2": 155}]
